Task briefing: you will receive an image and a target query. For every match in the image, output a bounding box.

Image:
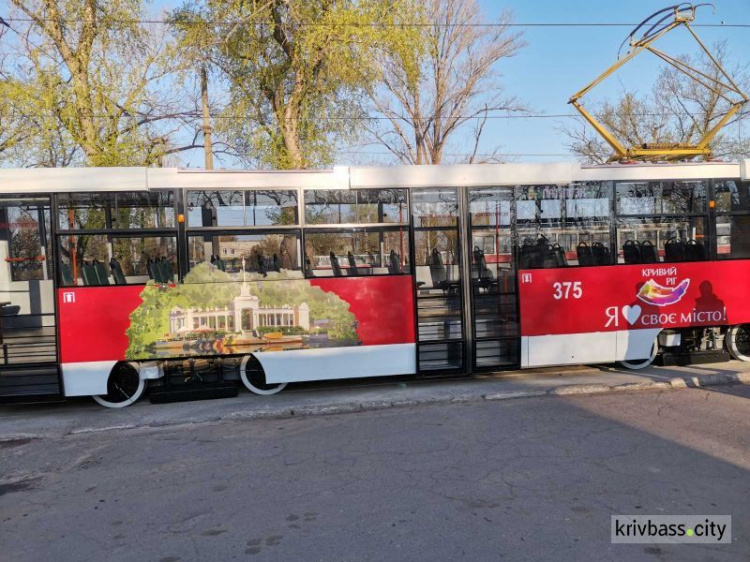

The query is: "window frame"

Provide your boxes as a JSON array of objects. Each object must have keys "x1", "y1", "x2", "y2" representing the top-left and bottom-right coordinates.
[
  {"x1": 54, "y1": 190, "x2": 179, "y2": 286},
  {"x1": 514, "y1": 182, "x2": 616, "y2": 269}
]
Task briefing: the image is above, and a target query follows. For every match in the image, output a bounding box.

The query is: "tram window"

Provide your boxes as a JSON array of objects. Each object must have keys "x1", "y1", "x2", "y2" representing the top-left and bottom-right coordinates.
[
  {"x1": 186, "y1": 190, "x2": 298, "y2": 228},
  {"x1": 413, "y1": 229, "x2": 460, "y2": 290},
  {"x1": 715, "y1": 181, "x2": 750, "y2": 213},
  {"x1": 57, "y1": 193, "x2": 108, "y2": 230},
  {"x1": 412, "y1": 189, "x2": 458, "y2": 227},
  {"x1": 111, "y1": 192, "x2": 174, "y2": 229},
  {"x1": 187, "y1": 190, "x2": 243, "y2": 227},
  {"x1": 616, "y1": 181, "x2": 706, "y2": 215},
  {"x1": 469, "y1": 188, "x2": 512, "y2": 226},
  {"x1": 304, "y1": 189, "x2": 406, "y2": 225},
  {"x1": 58, "y1": 192, "x2": 175, "y2": 231},
  {"x1": 188, "y1": 233, "x2": 301, "y2": 279},
  {"x1": 716, "y1": 215, "x2": 750, "y2": 259},
  {"x1": 305, "y1": 230, "x2": 409, "y2": 276},
  {"x1": 2, "y1": 203, "x2": 52, "y2": 281},
  {"x1": 516, "y1": 224, "x2": 611, "y2": 268},
  {"x1": 58, "y1": 235, "x2": 108, "y2": 286},
  {"x1": 615, "y1": 218, "x2": 707, "y2": 264},
  {"x1": 515, "y1": 183, "x2": 612, "y2": 268},
  {"x1": 58, "y1": 235, "x2": 177, "y2": 286},
  {"x1": 112, "y1": 237, "x2": 178, "y2": 278}
]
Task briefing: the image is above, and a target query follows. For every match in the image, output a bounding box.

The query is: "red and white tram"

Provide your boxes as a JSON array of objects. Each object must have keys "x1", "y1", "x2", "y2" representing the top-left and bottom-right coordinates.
[{"x1": 0, "y1": 160, "x2": 749, "y2": 407}]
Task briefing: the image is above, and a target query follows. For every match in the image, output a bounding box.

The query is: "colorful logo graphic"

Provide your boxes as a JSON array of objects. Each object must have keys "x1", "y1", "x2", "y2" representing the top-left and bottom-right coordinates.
[{"x1": 636, "y1": 278, "x2": 690, "y2": 307}]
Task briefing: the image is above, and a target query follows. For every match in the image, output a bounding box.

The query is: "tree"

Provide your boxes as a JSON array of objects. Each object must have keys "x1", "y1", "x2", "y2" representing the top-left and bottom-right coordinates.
[
  {"x1": 2, "y1": 0, "x2": 198, "y2": 167},
  {"x1": 563, "y1": 42, "x2": 750, "y2": 164},
  {"x1": 172, "y1": 0, "x2": 420, "y2": 170},
  {"x1": 367, "y1": 0, "x2": 526, "y2": 165}
]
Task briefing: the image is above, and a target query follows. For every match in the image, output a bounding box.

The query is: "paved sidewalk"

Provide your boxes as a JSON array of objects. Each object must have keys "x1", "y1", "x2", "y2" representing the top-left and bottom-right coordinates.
[{"x1": 2, "y1": 361, "x2": 750, "y2": 440}]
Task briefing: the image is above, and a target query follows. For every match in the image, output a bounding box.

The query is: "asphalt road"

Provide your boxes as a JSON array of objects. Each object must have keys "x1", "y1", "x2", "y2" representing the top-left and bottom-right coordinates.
[{"x1": 1, "y1": 385, "x2": 749, "y2": 561}]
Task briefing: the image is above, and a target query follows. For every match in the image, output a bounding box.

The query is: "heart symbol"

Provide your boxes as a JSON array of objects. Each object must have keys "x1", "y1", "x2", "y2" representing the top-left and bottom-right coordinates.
[{"x1": 622, "y1": 304, "x2": 642, "y2": 325}]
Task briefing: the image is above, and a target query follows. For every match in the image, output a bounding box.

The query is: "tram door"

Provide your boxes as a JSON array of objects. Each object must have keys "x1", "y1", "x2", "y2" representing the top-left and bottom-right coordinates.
[
  {"x1": 0, "y1": 195, "x2": 61, "y2": 402},
  {"x1": 466, "y1": 188, "x2": 520, "y2": 370},
  {"x1": 412, "y1": 189, "x2": 467, "y2": 372}
]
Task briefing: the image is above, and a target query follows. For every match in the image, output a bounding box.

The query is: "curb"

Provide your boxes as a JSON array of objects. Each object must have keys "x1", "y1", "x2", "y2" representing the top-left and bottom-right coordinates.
[{"x1": 3, "y1": 372, "x2": 748, "y2": 441}]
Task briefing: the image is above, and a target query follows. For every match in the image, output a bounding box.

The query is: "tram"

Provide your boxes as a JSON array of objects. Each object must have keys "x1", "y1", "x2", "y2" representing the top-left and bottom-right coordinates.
[{"x1": 0, "y1": 160, "x2": 749, "y2": 407}]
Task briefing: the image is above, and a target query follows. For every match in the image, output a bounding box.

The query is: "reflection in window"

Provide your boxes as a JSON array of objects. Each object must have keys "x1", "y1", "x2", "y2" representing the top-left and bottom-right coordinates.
[
  {"x1": 412, "y1": 189, "x2": 458, "y2": 227},
  {"x1": 57, "y1": 193, "x2": 107, "y2": 231},
  {"x1": 188, "y1": 233, "x2": 301, "y2": 277},
  {"x1": 716, "y1": 215, "x2": 750, "y2": 259},
  {"x1": 469, "y1": 188, "x2": 512, "y2": 227},
  {"x1": 59, "y1": 235, "x2": 177, "y2": 285},
  {"x1": 616, "y1": 217, "x2": 706, "y2": 264},
  {"x1": 187, "y1": 190, "x2": 298, "y2": 227},
  {"x1": 112, "y1": 237, "x2": 177, "y2": 277},
  {"x1": 111, "y1": 192, "x2": 174, "y2": 229},
  {"x1": 616, "y1": 181, "x2": 706, "y2": 215},
  {"x1": 304, "y1": 189, "x2": 406, "y2": 225},
  {"x1": 715, "y1": 181, "x2": 750, "y2": 213},
  {"x1": 305, "y1": 229, "x2": 408, "y2": 276},
  {"x1": 516, "y1": 183, "x2": 612, "y2": 267},
  {"x1": 58, "y1": 192, "x2": 174, "y2": 230},
  {"x1": 2, "y1": 202, "x2": 52, "y2": 281}
]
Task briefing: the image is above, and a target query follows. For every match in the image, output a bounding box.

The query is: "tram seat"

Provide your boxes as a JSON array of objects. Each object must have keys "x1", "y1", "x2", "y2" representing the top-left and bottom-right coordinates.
[
  {"x1": 550, "y1": 244, "x2": 567, "y2": 267},
  {"x1": 210, "y1": 255, "x2": 226, "y2": 272},
  {"x1": 92, "y1": 260, "x2": 110, "y2": 285},
  {"x1": 388, "y1": 250, "x2": 403, "y2": 274},
  {"x1": 622, "y1": 240, "x2": 641, "y2": 264},
  {"x1": 592, "y1": 242, "x2": 611, "y2": 265},
  {"x1": 640, "y1": 240, "x2": 659, "y2": 263},
  {"x1": 519, "y1": 241, "x2": 539, "y2": 269},
  {"x1": 429, "y1": 248, "x2": 449, "y2": 291},
  {"x1": 110, "y1": 258, "x2": 127, "y2": 285},
  {"x1": 576, "y1": 242, "x2": 594, "y2": 266},
  {"x1": 304, "y1": 254, "x2": 314, "y2": 277},
  {"x1": 330, "y1": 252, "x2": 343, "y2": 277},
  {"x1": 346, "y1": 251, "x2": 360, "y2": 276},
  {"x1": 254, "y1": 252, "x2": 267, "y2": 276},
  {"x1": 158, "y1": 258, "x2": 173, "y2": 282},
  {"x1": 81, "y1": 261, "x2": 98, "y2": 286},
  {"x1": 60, "y1": 263, "x2": 74, "y2": 286},
  {"x1": 664, "y1": 238, "x2": 686, "y2": 262},
  {"x1": 685, "y1": 239, "x2": 706, "y2": 261}
]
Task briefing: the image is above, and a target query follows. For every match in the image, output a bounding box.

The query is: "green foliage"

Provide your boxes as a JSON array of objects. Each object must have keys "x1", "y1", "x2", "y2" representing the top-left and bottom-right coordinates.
[
  {"x1": 5, "y1": 0, "x2": 188, "y2": 167},
  {"x1": 171, "y1": 0, "x2": 423, "y2": 169},
  {"x1": 125, "y1": 262, "x2": 358, "y2": 359}
]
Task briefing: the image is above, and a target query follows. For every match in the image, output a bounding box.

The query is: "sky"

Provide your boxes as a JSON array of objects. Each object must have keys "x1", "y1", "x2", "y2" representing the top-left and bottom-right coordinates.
[
  {"x1": 4, "y1": 0, "x2": 749, "y2": 166},
  {"x1": 472, "y1": 0, "x2": 750, "y2": 163}
]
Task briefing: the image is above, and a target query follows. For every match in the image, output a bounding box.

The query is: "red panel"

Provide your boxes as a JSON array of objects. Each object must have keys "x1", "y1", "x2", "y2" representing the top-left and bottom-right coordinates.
[
  {"x1": 58, "y1": 286, "x2": 144, "y2": 363},
  {"x1": 58, "y1": 276, "x2": 416, "y2": 364},
  {"x1": 519, "y1": 261, "x2": 750, "y2": 337},
  {"x1": 310, "y1": 276, "x2": 416, "y2": 346}
]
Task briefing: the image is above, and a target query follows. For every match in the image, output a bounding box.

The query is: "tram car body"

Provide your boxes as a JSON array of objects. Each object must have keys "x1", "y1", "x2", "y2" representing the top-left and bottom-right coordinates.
[{"x1": 0, "y1": 160, "x2": 749, "y2": 407}]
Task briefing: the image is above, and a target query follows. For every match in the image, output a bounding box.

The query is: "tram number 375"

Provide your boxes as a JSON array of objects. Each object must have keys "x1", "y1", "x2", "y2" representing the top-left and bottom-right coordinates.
[{"x1": 552, "y1": 281, "x2": 583, "y2": 300}]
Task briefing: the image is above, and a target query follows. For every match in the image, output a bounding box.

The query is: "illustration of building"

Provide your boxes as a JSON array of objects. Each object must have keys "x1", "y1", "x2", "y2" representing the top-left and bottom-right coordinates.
[{"x1": 168, "y1": 281, "x2": 310, "y2": 336}]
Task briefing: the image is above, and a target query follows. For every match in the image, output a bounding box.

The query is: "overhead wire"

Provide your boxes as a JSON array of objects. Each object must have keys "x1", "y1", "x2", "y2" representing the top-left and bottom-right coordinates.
[{"x1": 1, "y1": 17, "x2": 750, "y2": 28}]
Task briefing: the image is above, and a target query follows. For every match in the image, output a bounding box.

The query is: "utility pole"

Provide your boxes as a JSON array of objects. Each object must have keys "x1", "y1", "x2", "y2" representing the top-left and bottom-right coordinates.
[{"x1": 201, "y1": 64, "x2": 214, "y2": 170}]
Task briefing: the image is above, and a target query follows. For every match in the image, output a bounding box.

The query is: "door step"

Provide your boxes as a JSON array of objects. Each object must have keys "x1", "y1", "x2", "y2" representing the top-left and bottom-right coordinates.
[
  {"x1": 658, "y1": 349, "x2": 731, "y2": 366},
  {"x1": 0, "y1": 363, "x2": 62, "y2": 403},
  {"x1": 149, "y1": 382, "x2": 239, "y2": 404}
]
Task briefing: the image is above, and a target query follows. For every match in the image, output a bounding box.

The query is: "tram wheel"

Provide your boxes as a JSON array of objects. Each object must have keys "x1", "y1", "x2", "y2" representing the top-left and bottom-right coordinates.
[
  {"x1": 726, "y1": 325, "x2": 750, "y2": 362},
  {"x1": 618, "y1": 340, "x2": 658, "y2": 370},
  {"x1": 240, "y1": 355, "x2": 287, "y2": 395},
  {"x1": 93, "y1": 362, "x2": 146, "y2": 408}
]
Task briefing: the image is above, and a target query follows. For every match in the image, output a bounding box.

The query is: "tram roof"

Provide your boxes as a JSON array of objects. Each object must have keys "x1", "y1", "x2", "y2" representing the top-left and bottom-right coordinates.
[{"x1": 0, "y1": 160, "x2": 747, "y2": 193}]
